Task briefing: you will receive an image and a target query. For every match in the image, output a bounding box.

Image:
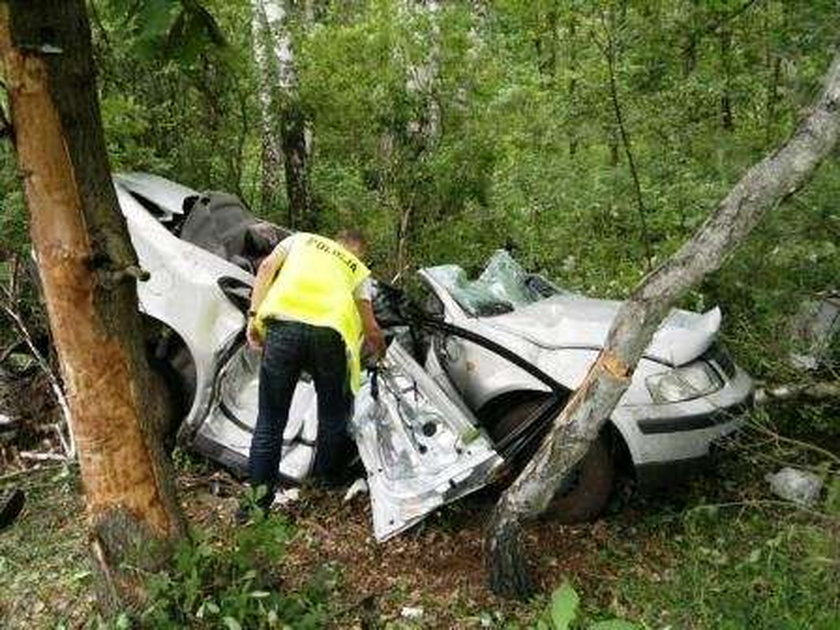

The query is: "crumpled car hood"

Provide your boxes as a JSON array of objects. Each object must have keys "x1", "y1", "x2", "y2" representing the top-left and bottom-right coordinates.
[{"x1": 482, "y1": 295, "x2": 721, "y2": 366}]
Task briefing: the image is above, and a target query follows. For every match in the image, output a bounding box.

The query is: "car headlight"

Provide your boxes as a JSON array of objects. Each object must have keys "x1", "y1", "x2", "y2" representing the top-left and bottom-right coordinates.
[{"x1": 645, "y1": 362, "x2": 723, "y2": 404}]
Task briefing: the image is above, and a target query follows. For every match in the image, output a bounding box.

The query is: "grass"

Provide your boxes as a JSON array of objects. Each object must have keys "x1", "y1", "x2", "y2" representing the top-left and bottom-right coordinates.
[
  {"x1": 0, "y1": 465, "x2": 95, "y2": 628},
  {"x1": 0, "y1": 434, "x2": 837, "y2": 629},
  {"x1": 575, "y1": 503, "x2": 839, "y2": 629}
]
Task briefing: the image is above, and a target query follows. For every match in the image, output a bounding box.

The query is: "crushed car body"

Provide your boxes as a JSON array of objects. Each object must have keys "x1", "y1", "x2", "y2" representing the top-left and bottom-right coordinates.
[{"x1": 114, "y1": 172, "x2": 755, "y2": 540}]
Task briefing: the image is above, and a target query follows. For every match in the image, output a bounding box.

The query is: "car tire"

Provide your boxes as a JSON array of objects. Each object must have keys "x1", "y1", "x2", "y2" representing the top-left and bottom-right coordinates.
[
  {"x1": 487, "y1": 395, "x2": 615, "y2": 524},
  {"x1": 142, "y1": 316, "x2": 196, "y2": 451}
]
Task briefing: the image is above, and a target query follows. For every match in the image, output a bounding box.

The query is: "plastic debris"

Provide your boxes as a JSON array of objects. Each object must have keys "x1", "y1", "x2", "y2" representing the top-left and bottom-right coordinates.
[
  {"x1": 342, "y1": 478, "x2": 369, "y2": 503},
  {"x1": 270, "y1": 487, "x2": 300, "y2": 508},
  {"x1": 400, "y1": 606, "x2": 424, "y2": 620},
  {"x1": 0, "y1": 413, "x2": 18, "y2": 439},
  {"x1": 788, "y1": 293, "x2": 840, "y2": 371},
  {"x1": 765, "y1": 467, "x2": 823, "y2": 506}
]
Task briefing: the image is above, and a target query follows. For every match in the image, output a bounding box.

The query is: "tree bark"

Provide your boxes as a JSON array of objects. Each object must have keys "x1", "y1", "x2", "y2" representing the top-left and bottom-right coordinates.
[
  {"x1": 251, "y1": 0, "x2": 315, "y2": 229},
  {"x1": 487, "y1": 50, "x2": 840, "y2": 598},
  {"x1": 0, "y1": 0, "x2": 184, "y2": 610}
]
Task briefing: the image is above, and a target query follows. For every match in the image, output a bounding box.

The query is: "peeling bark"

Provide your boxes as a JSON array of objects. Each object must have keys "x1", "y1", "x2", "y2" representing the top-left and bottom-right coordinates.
[
  {"x1": 0, "y1": 0, "x2": 184, "y2": 610},
  {"x1": 487, "y1": 50, "x2": 840, "y2": 598}
]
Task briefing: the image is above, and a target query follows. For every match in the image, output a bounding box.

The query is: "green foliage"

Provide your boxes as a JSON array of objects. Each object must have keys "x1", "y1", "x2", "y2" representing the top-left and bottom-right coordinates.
[
  {"x1": 140, "y1": 516, "x2": 331, "y2": 628},
  {"x1": 535, "y1": 581, "x2": 639, "y2": 630}
]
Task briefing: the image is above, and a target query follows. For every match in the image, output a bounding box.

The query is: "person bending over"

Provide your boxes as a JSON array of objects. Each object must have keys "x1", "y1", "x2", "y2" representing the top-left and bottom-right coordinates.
[{"x1": 243, "y1": 229, "x2": 385, "y2": 513}]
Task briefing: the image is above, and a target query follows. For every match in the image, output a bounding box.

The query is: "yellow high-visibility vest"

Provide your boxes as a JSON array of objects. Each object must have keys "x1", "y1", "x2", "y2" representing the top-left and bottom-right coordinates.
[{"x1": 255, "y1": 233, "x2": 371, "y2": 392}]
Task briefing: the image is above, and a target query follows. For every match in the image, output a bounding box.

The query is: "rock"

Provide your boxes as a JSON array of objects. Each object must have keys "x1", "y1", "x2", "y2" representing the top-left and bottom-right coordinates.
[{"x1": 765, "y1": 467, "x2": 823, "y2": 506}]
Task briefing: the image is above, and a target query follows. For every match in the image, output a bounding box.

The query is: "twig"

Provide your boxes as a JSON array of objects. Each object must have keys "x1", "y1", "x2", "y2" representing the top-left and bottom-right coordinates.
[
  {"x1": 745, "y1": 417, "x2": 840, "y2": 466},
  {"x1": 0, "y1": 100, "x2": 11, "y2": 140},
  {"x1": 755, "y1": 380, "x2": 840, "y2": 404},
  {"x1": 0, "y1": 296, "x2": 74, "y2": 460},
  {"x1": 0, "y1": 465, "x2": 48, "y2": 483},
  {"x1": 19, "y1": 450, "x2": 68, "y2": 462},
  {"x1": 689, "y1": 499, "x2": 837, "y2": 522}
]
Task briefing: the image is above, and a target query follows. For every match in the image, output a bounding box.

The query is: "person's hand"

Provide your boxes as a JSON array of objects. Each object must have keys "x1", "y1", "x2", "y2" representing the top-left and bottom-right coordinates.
[
  {"x1": 247, "y1": 318, "x2": 264, "y2": 350},
  {"x1": 365, "y1": 327, "x2": 386, "y2": 360}
]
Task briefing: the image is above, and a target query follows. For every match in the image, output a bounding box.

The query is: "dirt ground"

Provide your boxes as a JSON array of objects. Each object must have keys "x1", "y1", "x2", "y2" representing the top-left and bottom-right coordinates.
[
  {"x1": 178, "y1": 468, "x2": 685, "y2": 628},
  {"x1": 2, "y1": 441, "x2": 838, "y2": 629},
  {"x1": 0, "y1": 462, "x2": 669, "y2": 628}
]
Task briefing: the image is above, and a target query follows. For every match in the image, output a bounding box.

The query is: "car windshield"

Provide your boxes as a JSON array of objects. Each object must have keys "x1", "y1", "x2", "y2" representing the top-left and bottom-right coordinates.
[{"x1": 425, "y1": 250, "x2": 564, "y2": 317}]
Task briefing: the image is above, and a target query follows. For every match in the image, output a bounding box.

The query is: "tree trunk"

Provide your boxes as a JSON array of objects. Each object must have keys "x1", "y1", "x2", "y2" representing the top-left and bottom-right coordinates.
[
  {"x1": 604, "y1": 22, "x2": 652, "y2": 269},
  {"x1": 251, "y1": 0, "x2": 315, "y2": 229},
  {"x1": 395, "y1": 0, "x2": 442, "y2": 277},
  {"x1": 0, "y1": 0, "x2": 184, "y2": 610},
  {"x1": 567, "y1": 14, "x2": 579, "y2": 157},
  {"x1": 487, "y1": 50, "x2": 840, "y2": 598}
]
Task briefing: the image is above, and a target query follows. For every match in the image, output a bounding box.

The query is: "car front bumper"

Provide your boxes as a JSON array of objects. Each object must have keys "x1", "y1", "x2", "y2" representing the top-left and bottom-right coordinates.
[{"x1": 611, "y1": 365, "x2": 753, "y2": 485}]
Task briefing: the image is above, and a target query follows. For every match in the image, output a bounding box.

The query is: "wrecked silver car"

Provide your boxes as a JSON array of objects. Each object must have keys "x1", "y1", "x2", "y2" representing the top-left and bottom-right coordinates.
[{"x1": 115, "y1": 172, "x2": 754, "y2": 541}]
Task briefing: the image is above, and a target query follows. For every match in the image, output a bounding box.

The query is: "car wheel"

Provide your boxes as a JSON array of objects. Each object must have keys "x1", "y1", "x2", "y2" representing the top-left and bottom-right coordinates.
[
  {"x1": 142, "y1": 317, "x2": 196, "y2": 451},
  {"x1": 487, "y1": 395, "x2": 615, "y2": 524}
]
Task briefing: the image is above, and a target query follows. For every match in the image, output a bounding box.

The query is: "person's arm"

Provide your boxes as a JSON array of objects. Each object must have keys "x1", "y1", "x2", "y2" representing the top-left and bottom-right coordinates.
[
  {"x1": 250, "y1": 246, "x2": 285, "y2": 314},
  {"x1": 246, "y1": 241, "x2": 289, "y2": 349},
  {"x1": 356, "y1": 298, "x2": 386, "y2": 359}
]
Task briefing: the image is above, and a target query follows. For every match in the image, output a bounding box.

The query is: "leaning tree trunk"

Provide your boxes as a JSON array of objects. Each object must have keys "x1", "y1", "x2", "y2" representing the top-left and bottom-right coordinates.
[
  {"x1": 487, "y1": 50, "x2": 840, "y2": 598},
  {"x1": 251, "y1": 0, "x2": 315, "y2": 230},
  {"x1": 0, "y1": 0, "x2": 184, "y2": 609}
]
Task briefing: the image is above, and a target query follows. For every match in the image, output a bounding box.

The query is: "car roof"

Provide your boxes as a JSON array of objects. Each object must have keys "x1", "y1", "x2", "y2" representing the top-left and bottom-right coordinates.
[{"x1": 113, "y1": 172, "x2": 199, "y2": 215}]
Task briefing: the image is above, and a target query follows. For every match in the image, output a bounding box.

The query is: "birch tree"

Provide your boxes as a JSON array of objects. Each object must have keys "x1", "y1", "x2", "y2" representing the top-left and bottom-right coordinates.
[
  {"x1": 486, "y1": 49, "x2": 840, "y2": 598},
  {"x1": 0, "y1": 0, "x2": 184, "y2": 608},
  {"x1": 251, "y1": 0, "x2": 315, "y2": 229},
  {"x1": 395, "y1": 0, "x2": 441, "y2": 277}
]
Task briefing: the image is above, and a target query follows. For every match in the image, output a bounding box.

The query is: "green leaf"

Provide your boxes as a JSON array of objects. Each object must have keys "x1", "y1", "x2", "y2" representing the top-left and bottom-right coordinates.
[
  {"x1": 549, "y1": 582, "x2": 579, "y2": 630},
  {"x1": 590, "y1": 620, "x2": 640, "y2": 630},
  {"x1": 222, "y1": 617, "x2": 242, "y2": 630}
]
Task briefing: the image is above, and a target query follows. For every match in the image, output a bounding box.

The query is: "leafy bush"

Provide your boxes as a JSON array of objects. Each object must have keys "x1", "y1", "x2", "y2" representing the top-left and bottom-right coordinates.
[{"x1": 139, "y1": 514, "x2": 331, "y2": 629}]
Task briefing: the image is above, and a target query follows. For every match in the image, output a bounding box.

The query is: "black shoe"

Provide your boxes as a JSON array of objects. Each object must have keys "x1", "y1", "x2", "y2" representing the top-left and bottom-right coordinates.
[{"x1": 0, "y1": 488, "x2": 25, "y2": 531}]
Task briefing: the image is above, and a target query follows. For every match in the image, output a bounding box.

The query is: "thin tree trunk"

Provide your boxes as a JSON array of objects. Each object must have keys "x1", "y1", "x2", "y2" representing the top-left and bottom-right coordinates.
[
  {"x1": 603, "y1": 23, "x2": 653, "y2": 270},
  {"x1": 487, "y1": 50, "x2": 840, "y2": 598},
  {"x1": 406, "y1": 0, "x2": 442, "y2": 145},
  {"x1": 251, "y1": 0, "x2": 315, "y2": 229},
  {"x1": 568, "y1": 14, "x2": 579, "y2": 157},
  {"x1": 395, "y1": 0, "x2": 442, "y2": 276},
  {"x1": 251, "y1": 1, "x2": 284, "y2": 215},
  {"x1": 720, "y1": 26, "x2": 735, "y2": 131},
  {"x1": 0, "y1": 0, "x2": 184, "y2": 609}
]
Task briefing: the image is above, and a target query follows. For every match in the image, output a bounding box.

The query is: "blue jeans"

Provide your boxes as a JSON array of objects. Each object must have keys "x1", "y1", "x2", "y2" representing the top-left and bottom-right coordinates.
[{"x1": 248, "y1": 320, "x2": 353, "y2": 508}]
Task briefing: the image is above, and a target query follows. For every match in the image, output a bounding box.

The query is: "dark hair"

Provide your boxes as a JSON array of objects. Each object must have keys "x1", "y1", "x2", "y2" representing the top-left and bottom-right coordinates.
[{"x1": 336, "y1": 229, "x2": 367, "y2": 248}]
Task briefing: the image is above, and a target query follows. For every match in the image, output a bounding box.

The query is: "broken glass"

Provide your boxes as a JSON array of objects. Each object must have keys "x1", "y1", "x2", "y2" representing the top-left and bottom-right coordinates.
[{"x1": 425, "y1": 250, "x2": 563, "y2": 316}]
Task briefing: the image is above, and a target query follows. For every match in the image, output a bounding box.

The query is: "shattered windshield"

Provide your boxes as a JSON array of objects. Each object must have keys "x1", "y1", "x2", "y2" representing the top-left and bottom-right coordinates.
[{"x1": 424, "y1": 250, "x2": 564, "y2": 317}]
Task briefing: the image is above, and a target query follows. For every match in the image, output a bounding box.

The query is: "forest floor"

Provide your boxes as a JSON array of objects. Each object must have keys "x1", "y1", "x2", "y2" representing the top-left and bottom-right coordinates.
[{"x1": 1, "y1": 433, "x2": 838, "y2": 629}]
